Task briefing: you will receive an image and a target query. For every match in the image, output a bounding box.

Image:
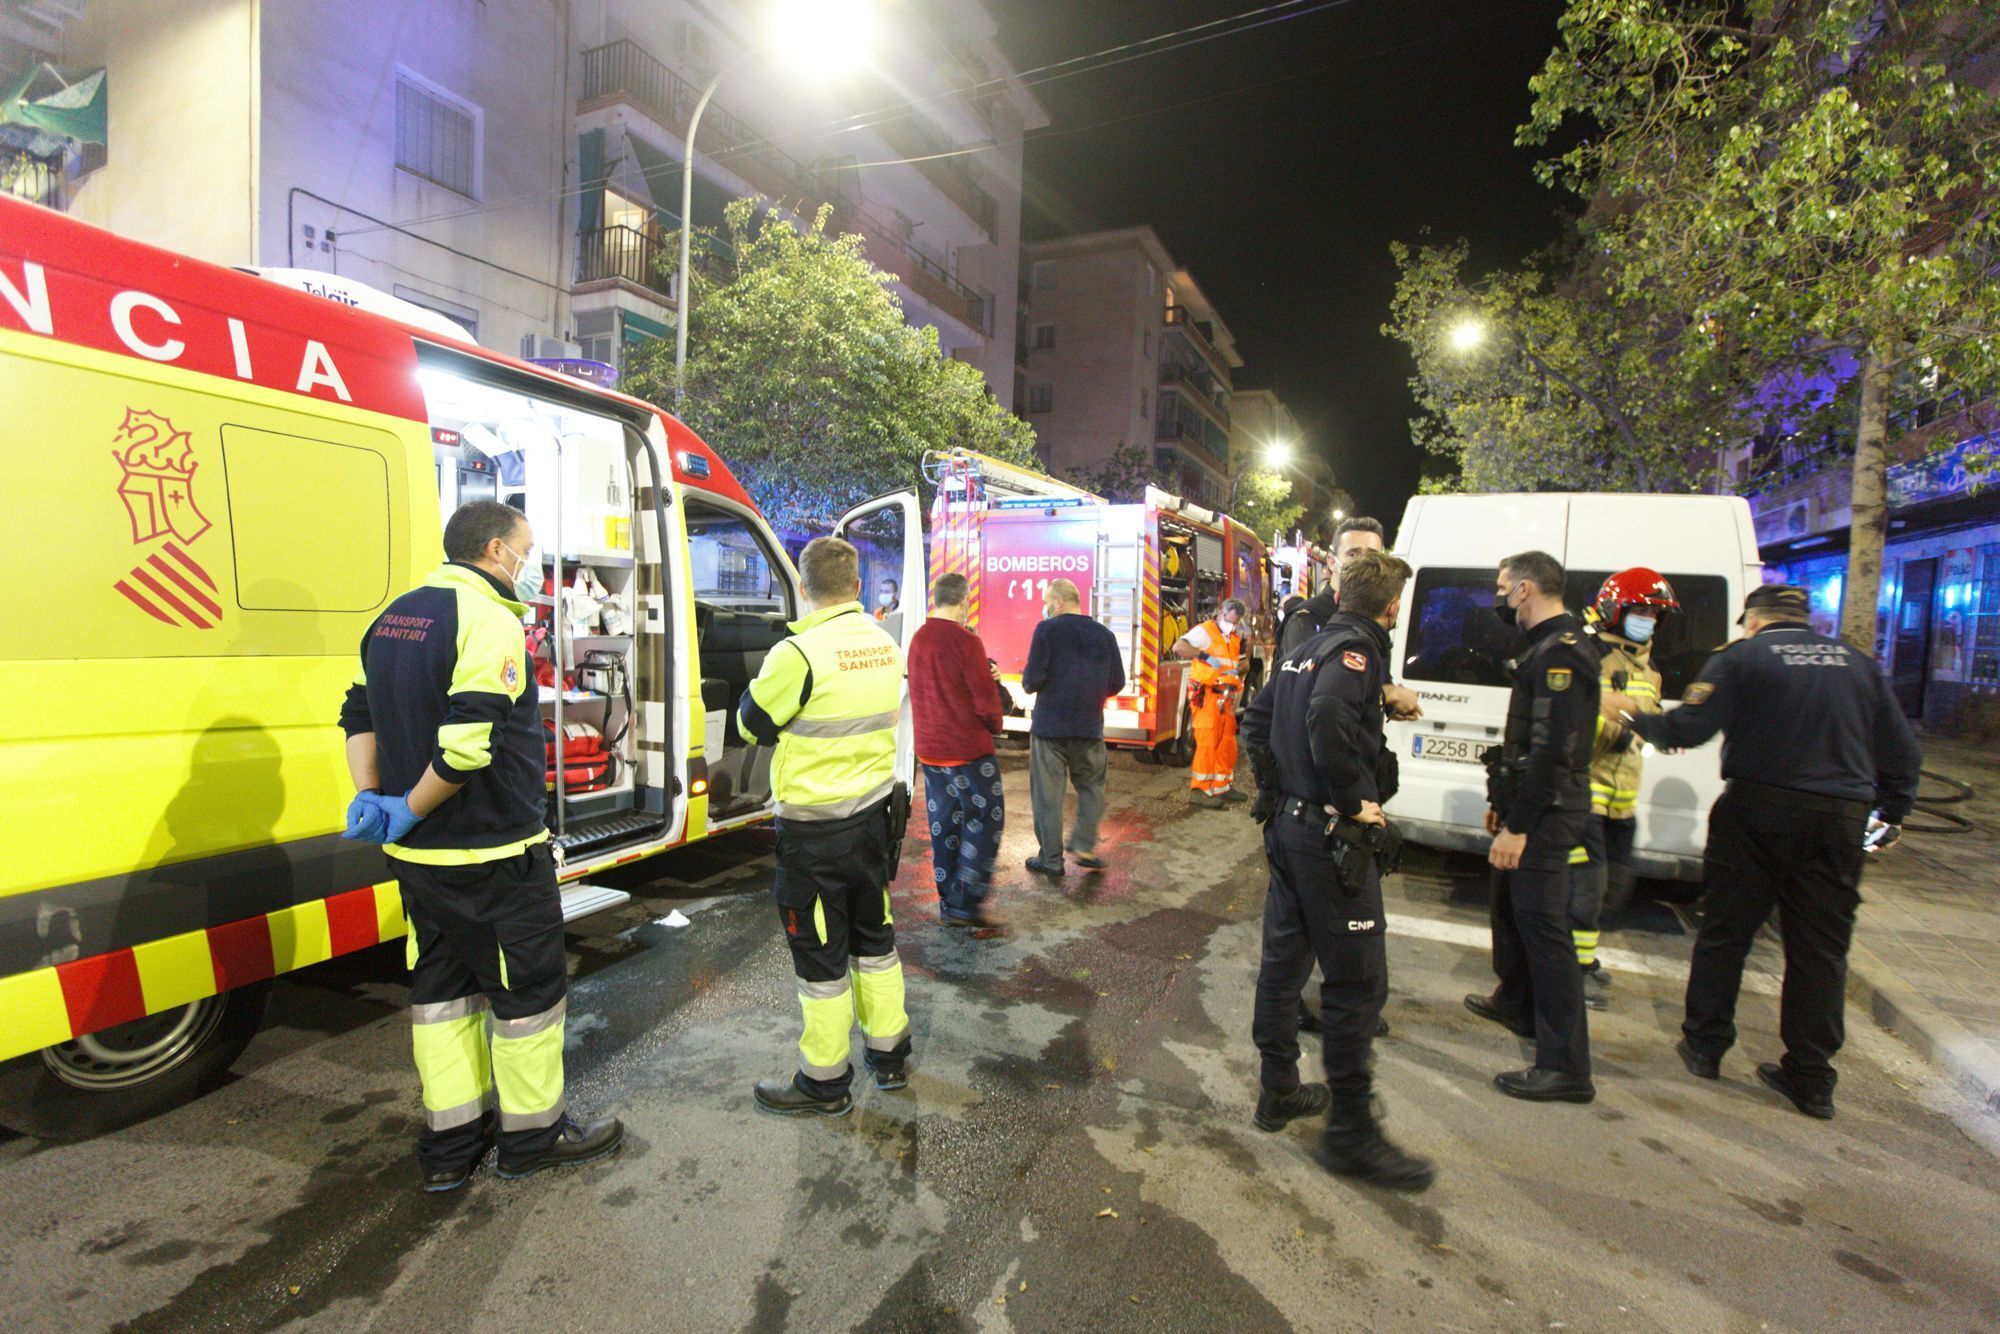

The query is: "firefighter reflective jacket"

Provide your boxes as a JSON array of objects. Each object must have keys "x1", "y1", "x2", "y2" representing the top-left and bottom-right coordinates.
[
  {"x1": 1186, "y1": 619, "x2": 1244, "y2": 688},
  {"x1": 1591, "y1": 635, "x2": 1661, "y2": 819},
  {"x1": 739, "y1": 602, "x2": 903, "y2": 820},
  {"x1": 339, "y1": 562, "x2": 547, "y2": 863}
]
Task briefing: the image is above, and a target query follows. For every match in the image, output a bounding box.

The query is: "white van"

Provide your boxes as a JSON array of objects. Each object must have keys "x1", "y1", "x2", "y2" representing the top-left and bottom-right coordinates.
[{"x1": 1384, "y1": 493, "x2": 1764, "y2": 880}]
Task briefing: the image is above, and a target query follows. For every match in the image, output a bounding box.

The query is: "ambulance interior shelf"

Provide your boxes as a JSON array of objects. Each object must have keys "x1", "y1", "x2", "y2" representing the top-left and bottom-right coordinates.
[{"x1": 419, "y1": 363, "x2": 644, "y2": 830}]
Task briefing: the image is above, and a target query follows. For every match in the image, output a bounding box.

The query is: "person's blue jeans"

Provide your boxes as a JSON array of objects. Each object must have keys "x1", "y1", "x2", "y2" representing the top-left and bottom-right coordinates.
[{"x1": 923, "y1": 757, "x2": 1005, "y2": 920}]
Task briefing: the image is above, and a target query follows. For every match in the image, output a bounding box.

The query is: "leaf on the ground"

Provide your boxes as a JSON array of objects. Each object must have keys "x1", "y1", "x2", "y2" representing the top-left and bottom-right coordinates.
[
  {"x1": 994, "y1": 1296, "x2": 1006, "y2": 1306},
  {"x1": 1174, "y1": 953, "x2": 1192, "y2": 961},
  {"x1": 1044, "y1": 1082, "x2": 1061, "y2": 1091},
  {"x1": 1432, "y1": 1243, "x2": 1456, "y2": 1254},
  {"x1": 1020, "y1": 1281, "x2": 1028, "y2": 1292},
  {"x1": 1101, "y1": 1056, "x2": 1119, "y2": 1071},
  {"x1": 1097, "y1": 1207, "x2": 1119, "y2": 1219},
  {"x1": 288, "y1": 1286, "x2": 301, "y2": 1296}
]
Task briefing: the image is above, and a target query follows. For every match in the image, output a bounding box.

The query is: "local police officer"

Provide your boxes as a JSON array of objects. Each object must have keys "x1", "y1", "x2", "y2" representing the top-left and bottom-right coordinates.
[
  {"x1": 1242, "y1": 552, "x2": 1434, "y2": 1192},
  {"x1": 740, "y1": 536, "x2": 912, "y2": 1116},
  {"x1": 340, "y1": 500, "x2": 622, "y2": 1191},
  {"x1": 1466, "y1": 550, "x2": 1600, "y2": 1104},
  {"x1": 1604, "y1": 583, "x2": 1921, "y2": 1119}
]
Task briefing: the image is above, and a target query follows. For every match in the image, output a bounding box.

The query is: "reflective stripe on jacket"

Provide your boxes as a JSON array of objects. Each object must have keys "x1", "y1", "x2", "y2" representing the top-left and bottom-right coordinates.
[
  {"x1": 1591, "y1": 636, "x2": 1661, "y2": 819},
  {"x1": 1187, "y1": 619, "x2": 1243, "y2": 687},
  {"x1": 739, "y1": 602, "x2": 904, "y2": 820}
]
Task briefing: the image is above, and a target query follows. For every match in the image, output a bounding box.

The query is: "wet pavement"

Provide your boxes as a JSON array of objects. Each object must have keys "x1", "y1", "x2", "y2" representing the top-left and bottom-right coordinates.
[{"x1": 3, "y1": 749, "x2": 1998, "y2": 1332}]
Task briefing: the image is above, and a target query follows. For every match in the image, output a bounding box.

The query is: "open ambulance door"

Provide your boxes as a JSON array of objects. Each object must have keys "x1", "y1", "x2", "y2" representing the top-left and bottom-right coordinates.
[{"x1": 834, "y1": 490, "x2": 926, "y2": 867}]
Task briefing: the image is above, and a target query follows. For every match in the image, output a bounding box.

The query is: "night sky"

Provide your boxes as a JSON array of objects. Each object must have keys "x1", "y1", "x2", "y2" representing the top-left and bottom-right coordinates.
[{"x1": 987, "y1": 0, "x2": 1570, "y2": 525}]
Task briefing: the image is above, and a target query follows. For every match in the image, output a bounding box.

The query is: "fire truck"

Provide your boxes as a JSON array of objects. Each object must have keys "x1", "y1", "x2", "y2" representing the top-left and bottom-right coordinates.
[{"x1": 927, "y1": 450, "x2": 1273, "y2": 764}]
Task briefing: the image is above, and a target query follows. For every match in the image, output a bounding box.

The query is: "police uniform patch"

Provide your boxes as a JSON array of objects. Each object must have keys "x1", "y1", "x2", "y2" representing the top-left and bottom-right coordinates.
[
  {"x1": 1684, "y1": 682, "x2": 1714, "y2": 705},
  {"x1": 1342, "y1": 650, "x2": 1367, "y2": 671},
  {"x1": 1545, "y1": 667, "x2": 1572, "y2": 692}
]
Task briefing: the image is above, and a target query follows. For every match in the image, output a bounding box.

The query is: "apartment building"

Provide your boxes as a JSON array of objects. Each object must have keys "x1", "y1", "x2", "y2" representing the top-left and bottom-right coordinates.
[
  {"x1": 4, "y1": 0, "x2": 1042, "y2": 404},
  {"x1": 1018, "y1": 227, "x2": 1243, "y2": 509},
  {"x1": 1229, "y1": 387, "x2": 1335, "y2": 519}
]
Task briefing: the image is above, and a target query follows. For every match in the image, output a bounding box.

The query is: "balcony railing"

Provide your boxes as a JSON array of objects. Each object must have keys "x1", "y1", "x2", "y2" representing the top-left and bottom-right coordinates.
[
  {"x1": 576, "y1": 224, "x2": 673, "y2": 298},
  {"x1": 1162, "y1": 305, "x2": 1230, "y2": 378},
  {"x1": 1160, "y1": 363, "x2": 1228, "y2": 425},
  {"x1": 872, "y1": 112, "x2": 998, "y2": 238}
]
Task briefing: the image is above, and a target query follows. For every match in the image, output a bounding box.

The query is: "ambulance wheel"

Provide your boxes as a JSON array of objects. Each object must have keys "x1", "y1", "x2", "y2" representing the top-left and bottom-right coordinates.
[{"x1": 0, "y1": 983, "x2": 271, "y2": 1141}]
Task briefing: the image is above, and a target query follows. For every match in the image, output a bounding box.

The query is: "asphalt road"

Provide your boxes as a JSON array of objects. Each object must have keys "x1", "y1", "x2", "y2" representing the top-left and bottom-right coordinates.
[{"x1": 2, "y1": 750, "x2": 1997, "y2": 1332}]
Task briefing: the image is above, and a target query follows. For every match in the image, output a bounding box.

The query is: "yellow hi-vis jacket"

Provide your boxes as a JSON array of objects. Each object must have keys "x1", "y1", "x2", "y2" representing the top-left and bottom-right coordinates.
[
  {"x1": 739, "y1": 601, "x2": 904, "y2": 820},
  {"x1": 1591, "y1": 635, "x2": 1662, "y2": 819}
]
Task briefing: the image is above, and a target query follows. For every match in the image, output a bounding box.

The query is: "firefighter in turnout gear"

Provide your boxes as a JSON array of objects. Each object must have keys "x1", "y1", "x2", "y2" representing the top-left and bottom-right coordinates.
[
  {"x1": 1570, "y1": 568, "x2": 1678, "y2": 1010},
  {"x1": 1175, "y1": 599, "x2": 1249, "y2": 806},
  {"x1": 740, "y1": 536, "x2": 913, "y2": 1115},
  {"x1": 1465, "y1": 551, "x2": 1602, "y2": 1104},
  {"x1": 1241, "y1": 553, "x2": 1434, "y2": 1192},
  {"x1": 339, "y1": 501, "x2": 623, "y2": 1192}
]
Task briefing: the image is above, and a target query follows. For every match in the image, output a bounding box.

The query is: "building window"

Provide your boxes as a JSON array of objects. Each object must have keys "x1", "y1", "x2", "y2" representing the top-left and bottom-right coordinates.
[
  {"x1": 1032, "y1": 323, "x2": 1055, "y2": 350},
  {"x1": 1026, "y1": 384, "x2": 1054, "y2": 413},
  {"x1": 1032, "y1": 260, "x2": 1056, "y2": 291},
  {"x1": 395, "y1": 72, "x2": 481, "y2": 198},
  {"x1": 1139, "y1": 390, "x2": 1148, "y2": 420}
]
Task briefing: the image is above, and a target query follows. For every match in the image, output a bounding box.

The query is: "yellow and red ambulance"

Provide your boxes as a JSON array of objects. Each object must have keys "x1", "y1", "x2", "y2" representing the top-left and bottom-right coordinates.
[
  {"x1": 0, "y1": 198, "x2": 923, "y2": 1135},
  {"x1": 927, "y1": 449, "x2": 1272, "y2": 765}
]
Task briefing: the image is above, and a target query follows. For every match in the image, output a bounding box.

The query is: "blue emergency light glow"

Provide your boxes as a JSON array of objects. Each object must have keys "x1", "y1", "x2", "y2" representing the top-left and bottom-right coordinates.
[
  {"x1": 992, "y1": 496, "x2": 1086, "y2": 510},
  {"x1": 677, "y1": 450, "x2": 711, "y2": 479}
]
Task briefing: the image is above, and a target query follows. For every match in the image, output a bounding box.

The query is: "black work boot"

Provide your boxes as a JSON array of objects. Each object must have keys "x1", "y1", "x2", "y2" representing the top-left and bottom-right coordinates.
[
  {"x1": 495, "y1": 1113, "x2": 624, "y2": 1180},
  {"x1": 1315, "y1": 1097, "x2": 1435, "y2": 1192},
  {"x1": 419, "y1": 1117, "x2": 498, "y2": 1194},
  {"x1": 753, "y1": 1075, "x2": 853, "y2": 1117},
  {"x1": 1757, "y1": 1062, "x2": 1834, "y2": 1120},
  {"x1": 1253, "y1": 1082, "x2": 1330, "y2": 1132},
  {"x1": 866, "y1": 1039, "x2": 914, "y2": 1092}
]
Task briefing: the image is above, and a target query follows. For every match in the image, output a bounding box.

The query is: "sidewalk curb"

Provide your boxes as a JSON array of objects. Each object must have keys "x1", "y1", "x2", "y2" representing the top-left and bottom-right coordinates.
[{"x1": 1847, "y1": 937, "x2": 2000, "y2": 1118}]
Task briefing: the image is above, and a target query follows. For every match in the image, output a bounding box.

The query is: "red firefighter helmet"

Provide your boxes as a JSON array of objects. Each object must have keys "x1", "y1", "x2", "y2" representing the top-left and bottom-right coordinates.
[{"x1": 1594, "y1": 567, "x2": 1680, "y2": 636}]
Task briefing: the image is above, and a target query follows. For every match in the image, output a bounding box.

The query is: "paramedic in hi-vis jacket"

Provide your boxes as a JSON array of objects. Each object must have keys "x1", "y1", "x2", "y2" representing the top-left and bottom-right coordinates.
[
  {"x1": 739, "y1": 536, "x2": 913, "y2": 1117},
  {"x1": 1570, "y1": 568, "x2": 1679, "y2": 1011},
  {"x1": 1175, "y1": 598, "x2": 1250, "y2": 807},
  {"x1": 339, "y1": 501, "x2": 623, "y2": 1193}
]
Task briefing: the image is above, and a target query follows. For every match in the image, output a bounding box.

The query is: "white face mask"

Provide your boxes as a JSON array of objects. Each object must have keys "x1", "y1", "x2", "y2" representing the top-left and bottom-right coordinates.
[
  {"x1": 1623, "y1": 612, "x2": 1658, "y2": 644},
  {"x1": 878, "y1": 591, "x2": 897, "y2": 607},
  {"x1": 499, "y1": 540, "x2": 541, "y2": 605}
]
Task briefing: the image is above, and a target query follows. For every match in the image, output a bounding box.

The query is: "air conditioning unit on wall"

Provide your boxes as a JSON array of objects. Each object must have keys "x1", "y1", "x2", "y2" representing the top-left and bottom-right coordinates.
[{"x1": 521, "y1": 334, "x2": 583, "y2": 361}]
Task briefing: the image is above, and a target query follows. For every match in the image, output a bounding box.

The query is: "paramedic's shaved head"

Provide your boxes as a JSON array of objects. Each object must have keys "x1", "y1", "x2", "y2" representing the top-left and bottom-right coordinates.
[
  {"x1": 444, "y1": 500, "x2": 530, "y2": 565},
  {"x1": 799, "y1": 536, "x2": 861, "y2": 607},
  {"x1": 1043, "y1": 578, "x2": 1081, "y2": 615}
]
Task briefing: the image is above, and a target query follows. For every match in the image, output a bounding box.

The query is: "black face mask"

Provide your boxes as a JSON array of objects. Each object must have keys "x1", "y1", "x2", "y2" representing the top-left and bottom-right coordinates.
[{"x1": 1493, "y1": 590, "x2": 1518, "y2": 628}]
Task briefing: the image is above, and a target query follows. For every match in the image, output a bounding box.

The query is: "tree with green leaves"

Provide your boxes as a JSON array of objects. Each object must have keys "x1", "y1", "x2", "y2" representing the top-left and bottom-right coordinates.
[
  {"x1": 1067, "y1": 439, "x2": 1156, "y2": 502},
  {"x1": 1522, "y1": 0, "x2": 2000, "y2": 648},
  {"x1": 623, "y1": 199, "x2": 1041, "y2": 533},
  {"x1": 1229, "y1": 467, "x2": 1306, "y2": 543},
  {"x1": 1385, "y1": 237, "x2": 1732, "y2": 494}
]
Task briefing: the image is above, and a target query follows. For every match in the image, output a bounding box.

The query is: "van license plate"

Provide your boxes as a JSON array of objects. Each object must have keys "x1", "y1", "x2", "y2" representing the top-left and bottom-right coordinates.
[{"x1": 1415, "y1": 735, "x2": 1483, "y2": 765}]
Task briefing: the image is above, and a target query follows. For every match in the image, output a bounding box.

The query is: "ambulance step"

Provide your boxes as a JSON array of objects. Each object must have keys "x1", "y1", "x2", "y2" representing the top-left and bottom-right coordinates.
[
  {"x1": 559, "y1": 882, "x2": 632, "y2": 923},
  {"x1": 553, "y1": 812, "x2": 665, "y2": 860}
]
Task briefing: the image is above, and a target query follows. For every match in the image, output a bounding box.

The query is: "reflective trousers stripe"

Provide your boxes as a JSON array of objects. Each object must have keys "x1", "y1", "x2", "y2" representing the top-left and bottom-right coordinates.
[
  {"x1": 852, "y1": 953, "x2": 908, "y2": 1052},
  {"x1": 492, "y1": 997, "x2": 566, "y2": 1039},
  {"x1": 412, "y1": 995, "x2": 491, "y2": 1026},
  {"x1": 492, "y1": 1017, "x2": 566, "y2": 1130},
  {"x1": 1573, "y1": 929, "x2": 1600, "y2": 966},
  {"x1": 412, "y1": 1010, "x2": 494, "y2": 1130},
  {"x1": 1569, "y1": 845, "x2": 1591, "y2": 865}
]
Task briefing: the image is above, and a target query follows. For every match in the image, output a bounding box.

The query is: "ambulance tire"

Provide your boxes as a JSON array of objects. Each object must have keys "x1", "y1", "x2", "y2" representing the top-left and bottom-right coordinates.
[{"x1": 0, "y1": 983, "x2": 271, "y2": 1141}]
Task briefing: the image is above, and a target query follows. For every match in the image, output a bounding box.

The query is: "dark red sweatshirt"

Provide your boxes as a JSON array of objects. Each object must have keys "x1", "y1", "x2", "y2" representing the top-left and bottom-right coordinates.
[{"x1": 907, "y1": 616, "x2": 1006, "y2": 766}]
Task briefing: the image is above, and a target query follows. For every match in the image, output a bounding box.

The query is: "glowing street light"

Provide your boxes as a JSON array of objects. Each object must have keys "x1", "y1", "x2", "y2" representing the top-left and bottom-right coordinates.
[
  {"x1": 675, "y1": 0, "x2": 875, "y2": 402},
  {"x1": 1263, "y1": 439, "x2": 1295, "y2": 469},
  {"x1": 1446, "y1": 315, "x2": 1488, "y2": 354}
]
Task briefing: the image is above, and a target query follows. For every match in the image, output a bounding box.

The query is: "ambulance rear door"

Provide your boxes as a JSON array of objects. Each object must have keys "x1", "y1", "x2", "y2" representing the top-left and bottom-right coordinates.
[{"x1": 834, "y1": 491, "x2": 925, "y2": 844}]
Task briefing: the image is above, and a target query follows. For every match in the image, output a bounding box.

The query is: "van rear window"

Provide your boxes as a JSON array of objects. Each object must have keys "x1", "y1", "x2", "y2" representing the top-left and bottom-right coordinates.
[{"x1": 1401, "y1": 566, "x2": 1729, "y2": 700}]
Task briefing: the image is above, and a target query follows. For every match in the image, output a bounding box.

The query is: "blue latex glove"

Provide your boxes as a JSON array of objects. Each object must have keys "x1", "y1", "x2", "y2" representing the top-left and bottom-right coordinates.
[
  {"x1": 377, "y1": 793, "x2": 423, "y2": 843},
  {"x1": 342, "y1": 791, "x2": 390, "y2": 843}
]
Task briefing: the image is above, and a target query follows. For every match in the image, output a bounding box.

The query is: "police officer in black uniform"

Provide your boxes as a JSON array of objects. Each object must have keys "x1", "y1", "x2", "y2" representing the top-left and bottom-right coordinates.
[
  {"x1": 1465, "y1": 550, "x2": 1601, "y2": 1104},
  {"x1": 1604, "y1": 583, "x2": 1921, "y2": 1119},
  {"x1": 1242, "y1": 552, "x2": 1434, "y2": 1192}
]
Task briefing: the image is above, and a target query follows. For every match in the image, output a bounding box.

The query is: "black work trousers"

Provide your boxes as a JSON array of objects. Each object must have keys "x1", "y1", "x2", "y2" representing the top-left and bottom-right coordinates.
[
  {"x1": 1683, "y1": 786, "x2": 1866, "y2": 1097},
  {"x1": 1252, "y1": 815, "x2": 1388, "y2": 1099},
  {"x1": 1490, "y1": 816, "x2": 1591, "y2": 1076}
]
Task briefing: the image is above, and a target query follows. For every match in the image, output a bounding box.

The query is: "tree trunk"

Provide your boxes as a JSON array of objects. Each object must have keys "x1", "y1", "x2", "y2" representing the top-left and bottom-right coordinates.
[{"x1": 1838, "y1": 347, "x2": 1893, "y2": 654}]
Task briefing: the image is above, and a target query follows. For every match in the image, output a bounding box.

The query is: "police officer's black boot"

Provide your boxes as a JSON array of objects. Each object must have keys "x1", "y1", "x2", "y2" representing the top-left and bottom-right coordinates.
[
  {"x1": 1253, "y1": 1081, "x2": 1330, "y2": 1132},
  {"x1": 1314, "y1": 1094, "x2": 1435, "y2": 1192}
]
